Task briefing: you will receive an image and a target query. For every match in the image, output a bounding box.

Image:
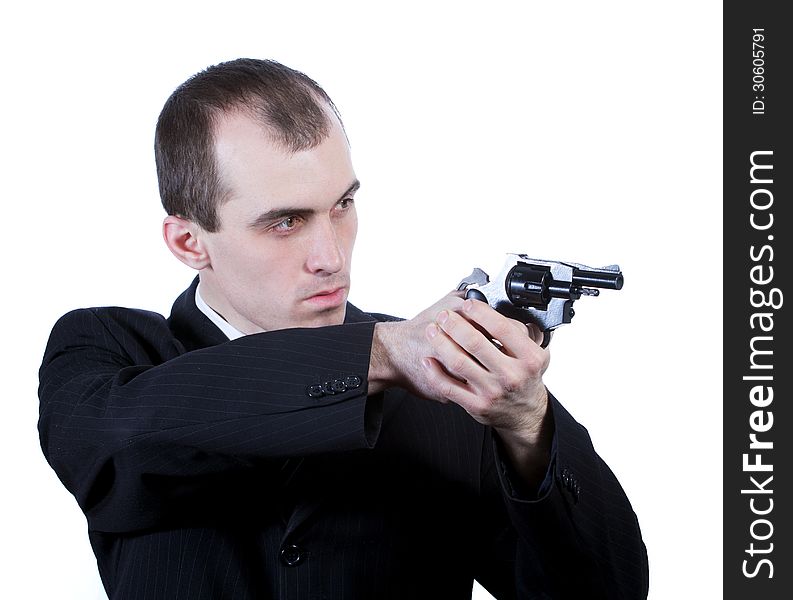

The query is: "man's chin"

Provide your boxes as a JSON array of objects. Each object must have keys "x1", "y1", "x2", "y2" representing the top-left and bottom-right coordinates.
[
  {"x1": 308, "y1": 305, "x2": 347, "y2": 328},
  {"x1": 288, "y1": 303, "x2": 347, "y2": 329}
]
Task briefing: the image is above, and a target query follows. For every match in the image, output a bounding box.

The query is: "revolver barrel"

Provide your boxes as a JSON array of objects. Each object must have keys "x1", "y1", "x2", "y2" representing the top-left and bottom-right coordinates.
[{"x1": 571, "y1": 269, "x2": 624, "y2": 290}]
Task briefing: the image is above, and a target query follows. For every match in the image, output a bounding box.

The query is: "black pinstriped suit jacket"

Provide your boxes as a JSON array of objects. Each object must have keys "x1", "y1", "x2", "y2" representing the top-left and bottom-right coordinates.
[{"x1": 38, "y1": 278, "x2": 648, "y2": 599}]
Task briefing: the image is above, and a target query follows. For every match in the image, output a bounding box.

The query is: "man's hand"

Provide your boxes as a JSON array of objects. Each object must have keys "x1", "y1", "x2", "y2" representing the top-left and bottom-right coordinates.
[{"x1": 369, "y1": 293, "x2": 553, "y2": 488}]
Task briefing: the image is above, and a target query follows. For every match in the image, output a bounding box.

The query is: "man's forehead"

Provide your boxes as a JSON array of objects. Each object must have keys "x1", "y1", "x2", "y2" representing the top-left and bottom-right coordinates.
[
  {"x1": 212, "y1": 103, "x2": 342, "y2": 153},
  {"x1": 212, "y1": 110, "x2": 355, "y2": 218},
  {"x1": 212, "y1": 110, "x2": 284, "y2": 158}
]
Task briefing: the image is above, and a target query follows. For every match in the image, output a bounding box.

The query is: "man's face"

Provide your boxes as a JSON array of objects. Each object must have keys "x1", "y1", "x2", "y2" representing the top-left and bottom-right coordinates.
[{"x1": 197, "y1": 110, "x2": 358, "y2": 333}]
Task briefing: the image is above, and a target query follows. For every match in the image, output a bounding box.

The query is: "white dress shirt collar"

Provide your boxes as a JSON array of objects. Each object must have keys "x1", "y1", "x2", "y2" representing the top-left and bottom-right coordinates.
[{"x1": 195, "y1": 282, "x2": 246, "y2": 341}]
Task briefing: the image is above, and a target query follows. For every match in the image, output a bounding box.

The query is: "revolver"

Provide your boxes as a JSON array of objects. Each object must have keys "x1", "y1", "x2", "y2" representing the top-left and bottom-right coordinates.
[{"x1": 457, "y1": 253, "x2": 624, "y2": 347}]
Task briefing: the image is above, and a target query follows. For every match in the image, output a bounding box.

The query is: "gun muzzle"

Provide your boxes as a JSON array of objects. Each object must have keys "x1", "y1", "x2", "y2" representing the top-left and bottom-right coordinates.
[{"x1": 572, "y1": 269, "x2": 624, "y2": 290}]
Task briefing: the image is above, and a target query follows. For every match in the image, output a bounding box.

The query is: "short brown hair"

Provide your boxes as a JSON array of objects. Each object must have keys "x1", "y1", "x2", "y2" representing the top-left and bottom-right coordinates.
[{"x1": 154, "y1": 58, "x2": 341, "y2": 231}]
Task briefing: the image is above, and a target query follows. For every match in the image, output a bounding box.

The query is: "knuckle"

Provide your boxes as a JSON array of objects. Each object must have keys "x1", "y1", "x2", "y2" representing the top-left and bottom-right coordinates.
[
  {"x1": 439, "y1": 381, "x2": 456, "y2": 403},
  {"x1": 466, "y1": 333, "x2": 486, "y2": 355},
  {"x1": 492, "y1": 321, "x2": 514, "y2": 343},
  {"x1": 484, "y1": 383, "x2": 501, "y2": 405},
  {"x1": 450, "y1": 353, "x2": 468, "y2": 375},
  {"x1": 521, "y1": 352, "x2": 548, "y2": 377},
  {"x1": 468, "y1": 399, "x2": 491, "y2": 421},
  {"x1": 499, "y1": 369, "x2": 522, "y2": 393},
  {"x1": 473, "y1": 378, "x2": 499, "y2": 403}
]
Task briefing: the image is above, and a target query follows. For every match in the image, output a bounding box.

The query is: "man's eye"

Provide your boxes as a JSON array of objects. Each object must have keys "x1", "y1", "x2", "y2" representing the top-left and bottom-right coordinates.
[
  {"x1": 273, "y1": 217, "x2": 298, "y2": 231},
  {"x1": 338, "y1": 197, "x2": 355, "y2": 210}
]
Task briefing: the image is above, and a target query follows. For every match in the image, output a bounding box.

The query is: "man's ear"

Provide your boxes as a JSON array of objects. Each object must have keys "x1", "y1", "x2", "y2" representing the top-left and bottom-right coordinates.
[{"x1": 162, "y1": 215, "x2": 212, "y2": 270}]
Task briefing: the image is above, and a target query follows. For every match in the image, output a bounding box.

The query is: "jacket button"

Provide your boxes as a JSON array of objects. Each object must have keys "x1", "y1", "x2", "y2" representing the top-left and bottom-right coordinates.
[
  {"x1": 344, "y1": 375, "x2": 362, "y2": 389},
  {"x1": 280, "y1": 544, "x2": 304, "y2": 567},
  {"x1": 571, "y1": 479, "x2": 581, "y2": 500},
  {"x1": 559, "y1": 467, "x2": 581, "y2": 503},
  {"x1": 561, "y1": 468, "x2": 571, "y2": 486},
  {"x1": 307, "y1": 384, "x2": 324, "y2": 398},
  {"x1": 330, "y1": 379, "x2": 348, "y2": 393}
]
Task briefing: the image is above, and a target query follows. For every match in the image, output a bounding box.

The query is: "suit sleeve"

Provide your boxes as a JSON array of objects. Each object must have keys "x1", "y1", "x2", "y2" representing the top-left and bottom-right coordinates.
[
  {"x1": 38, "y1": 308, "x2": 383, "y2": 534},
  {"x1": 477, "y1": 395, "x2": 649, "y2": 600}
]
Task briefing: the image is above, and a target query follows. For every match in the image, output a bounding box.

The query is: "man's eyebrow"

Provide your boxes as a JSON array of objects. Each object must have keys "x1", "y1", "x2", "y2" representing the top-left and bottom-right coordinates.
[
  {"x1": 247, "y1": 180, "x2": 361, "y2": 230},
  {"x1": 341, "y1": 179, "x2": 361, "y2": 199}
]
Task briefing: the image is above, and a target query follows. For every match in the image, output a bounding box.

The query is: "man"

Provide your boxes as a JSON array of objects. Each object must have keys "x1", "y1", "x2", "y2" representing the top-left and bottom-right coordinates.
[{"x1": 39, "y1": 58, "x2": 648, "y2": 599}]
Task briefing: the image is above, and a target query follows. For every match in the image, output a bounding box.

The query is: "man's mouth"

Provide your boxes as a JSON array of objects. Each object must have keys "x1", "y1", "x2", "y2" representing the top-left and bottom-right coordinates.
[{"x1": 304, "y1": 287, "x2": 347, "y2": 308}]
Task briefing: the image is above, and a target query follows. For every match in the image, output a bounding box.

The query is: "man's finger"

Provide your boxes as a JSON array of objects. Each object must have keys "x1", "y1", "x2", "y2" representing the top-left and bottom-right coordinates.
[
  {"x1": 432, "y1": 309, "x2": 510, "y2": 373},
  {"x1": 526, "y1": 323, "x2": 544, "y2": 346},
  {"x1": 459, "y1": 298, "x2": 539, "y2": 358},
  {"x1": 425, "y1": 320, "x2": 489, "y2": 383}
]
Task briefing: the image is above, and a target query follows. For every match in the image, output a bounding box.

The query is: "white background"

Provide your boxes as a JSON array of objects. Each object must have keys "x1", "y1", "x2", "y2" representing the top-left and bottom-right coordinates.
[{"x1": 1, "y1": 1, "x2": 722, "y2": 598}]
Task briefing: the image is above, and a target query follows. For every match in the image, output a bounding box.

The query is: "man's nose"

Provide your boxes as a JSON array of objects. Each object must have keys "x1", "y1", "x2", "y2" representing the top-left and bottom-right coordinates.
[{"x1": 306, "y1": 218, "x2": 344, "y2": 274}]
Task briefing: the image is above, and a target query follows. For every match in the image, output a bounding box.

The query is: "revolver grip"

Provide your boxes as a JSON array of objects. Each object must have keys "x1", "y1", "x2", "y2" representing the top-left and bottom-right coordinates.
[{"x1": 540, "y1": 330, "x2": 552, "y2": 349}]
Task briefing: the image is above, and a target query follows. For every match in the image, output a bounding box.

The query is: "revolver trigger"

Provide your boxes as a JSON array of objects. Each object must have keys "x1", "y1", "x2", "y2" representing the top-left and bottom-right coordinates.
[{"x1": 457, "y1": 268, "x2": 490, "y2": 291}]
